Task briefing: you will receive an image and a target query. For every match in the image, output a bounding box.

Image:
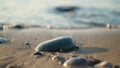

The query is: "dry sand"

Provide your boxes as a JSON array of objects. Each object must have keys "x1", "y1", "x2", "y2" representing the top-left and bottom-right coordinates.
[{"x1": 0, "y1": 28, "x2": 120, "y2": 68}]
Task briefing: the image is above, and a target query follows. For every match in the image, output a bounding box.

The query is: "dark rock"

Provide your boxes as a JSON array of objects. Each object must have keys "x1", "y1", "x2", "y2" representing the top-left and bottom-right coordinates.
[{"x1": 54, "y1": 6, "x2": 78, "y2": 13}]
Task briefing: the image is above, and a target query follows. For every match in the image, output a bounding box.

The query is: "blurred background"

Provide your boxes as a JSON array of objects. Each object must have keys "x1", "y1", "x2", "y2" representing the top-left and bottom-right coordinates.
[{"x1": 0, "y1": 0, "x2": 120, "y2": 28}]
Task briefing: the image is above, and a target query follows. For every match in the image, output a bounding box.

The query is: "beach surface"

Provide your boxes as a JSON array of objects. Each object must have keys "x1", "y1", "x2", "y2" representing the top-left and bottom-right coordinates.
[{"x1": 0, "y1": 28, "x2": 120, "y2": 68}]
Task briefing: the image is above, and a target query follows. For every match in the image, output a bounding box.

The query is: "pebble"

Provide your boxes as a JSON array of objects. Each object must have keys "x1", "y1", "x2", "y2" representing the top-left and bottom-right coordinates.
[
  {"x1": 35, "y1": 36, "x2": 77, "y2": 52},
  {"x1": 25, "y1": 42, "x2": 30, "y2": 45},
  {"x1": 45, "y1": 25, "x2": 54, "y2": 29},
  {"x1": 106, "y1": 24, "x2": 112, "y2": 29},
  {"x1": 52, "y1": 55, "x2": 65, "y2": 64},
  {"x1": 69, "y1": 55, "x2": 78, "y2": 58},
  {"x1": 87, "y1": 56, "x2": 102, "y2": 66},
  {"x1": 63, "y1": 57, "x2": 88, "y2": 68},
  {"x1": 0, "y1": 37, "x2": 10, "y2": 44},
  {"x1": 6, "y1": 64, "x2": 16, "y2": 68},
  {"x1": 13, "y1": 24, "x2": 24, "y2": 29},
  {"x1": 0, "y1": 24, "x2": 6, "y2": 30},
  {"x1": 114, "y1": 65, "x2": 120, "y2": 68},
  {"x1": 33, "y1": 52, "x2": 44, "y2": 58},
  {"x1": 5, "y1": 24, "x2": 25, "y2": 29},
  {"x1": 94, "y1": 61, "x2": 113, "y2": 68}
]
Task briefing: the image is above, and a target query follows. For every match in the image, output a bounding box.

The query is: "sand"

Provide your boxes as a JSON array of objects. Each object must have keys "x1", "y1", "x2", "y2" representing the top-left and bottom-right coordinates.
[{"x1": 0, "y1": 27, "x2": 120, "y2": 68}]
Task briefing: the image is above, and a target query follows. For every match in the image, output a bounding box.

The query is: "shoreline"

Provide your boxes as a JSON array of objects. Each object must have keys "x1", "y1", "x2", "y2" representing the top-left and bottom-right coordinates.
[{"x1": 0, "y1": 23, "x2": 120, "y2": 30}]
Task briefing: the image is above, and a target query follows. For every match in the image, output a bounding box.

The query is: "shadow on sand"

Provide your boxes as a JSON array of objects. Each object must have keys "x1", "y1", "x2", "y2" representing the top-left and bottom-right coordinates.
[{"x1": 76, "y1": 47, "x2": 108, "y2": 54}]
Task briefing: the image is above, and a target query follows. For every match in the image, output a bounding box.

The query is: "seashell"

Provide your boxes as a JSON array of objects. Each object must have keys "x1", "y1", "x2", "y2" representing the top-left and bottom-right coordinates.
[
  {"x1": 94, "y1": 61, "x2": 113, "y2": 68},
  {"x1": 35, "y1": 36, "x2": 77, "y2": 52},
  {"x1": 63, "y1": 57, "x2": 88, "y2": 68}
]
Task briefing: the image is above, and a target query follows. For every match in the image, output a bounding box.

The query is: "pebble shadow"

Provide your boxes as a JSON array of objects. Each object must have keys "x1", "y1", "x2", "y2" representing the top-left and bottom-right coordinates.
[{"x1": 76, "y1": 47, "x2": 108, "y2": 54}]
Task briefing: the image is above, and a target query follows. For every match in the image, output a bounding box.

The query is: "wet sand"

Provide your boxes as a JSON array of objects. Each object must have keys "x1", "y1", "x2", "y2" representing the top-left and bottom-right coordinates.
[{"x1": 0, "y1": 28, "x2": 120, "y2": 68}]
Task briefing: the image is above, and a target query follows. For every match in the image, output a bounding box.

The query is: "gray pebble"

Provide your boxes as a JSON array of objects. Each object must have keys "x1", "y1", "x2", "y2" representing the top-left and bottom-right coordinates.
[
  {"x1": 35, "y1": 36, "x2": 77, "y2": 52},
  {"x1": 94, "y1": 61, "x2": 113, "y2": 68},
  {"x1": 63, "y1": 57, "x2": 88, "y2": 68}
]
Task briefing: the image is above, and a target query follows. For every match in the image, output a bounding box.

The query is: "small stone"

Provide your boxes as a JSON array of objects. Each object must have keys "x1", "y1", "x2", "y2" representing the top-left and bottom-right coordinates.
[
  {"x1": 52, "y1": 55, "x2": 65, "y2": 64},
  {"x1": 0, "y1": 24, "x2": 6, "y2": 30},
  {"x1": 69, "y1": 55, "x2": 78, "y2": 58},
  {"x1": 33, "y1": 55, "x2": 41, "y2": 58},
  {"x1": 87, "y1": 56, "x2": 102, "y2": 66},
  {"x1": 46, "y1": 25, "x2": 53, "y2": 29},
  {"x1": 33, "y1": 52, "x2": 44, "y2": 58},
  {"x1": 14, "y1": 24, "x2": 24, "y2": 29},
  {"x1": 94, "y1": 61, "x2": 113, "y2": 68},
  {"x1": 114, "y1": 65, "x2": 120, "y2": 68},
  {"x1": 0, "y1": 37, "x2": 10, "y2": 44},
  {"x1": 5, "y1": 24, "x2": 25, "y2": 29},
  {"x1": 25, "y1": 42, "x2": 30, "y2": 45},
  {"x1": 25, "y1": 42, "x2": 31, "y2": 48},
  {"x1": 58, "y1": 61, "x2": 63, "y2": 65},
  {"x1": 63, "y1": 57, "x2": 88, "y2": 68},
  {"x1": 106, "y1": 24, "x2": 112, "y2": 29},
  {"x1": 6, "y1": 64, "x2": 16, "y2": 68}
]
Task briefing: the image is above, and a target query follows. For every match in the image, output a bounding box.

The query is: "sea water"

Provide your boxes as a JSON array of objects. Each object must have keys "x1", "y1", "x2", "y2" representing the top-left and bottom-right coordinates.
[{"x1": 0, "y1": 0, "x2": 120, "y2": 28}]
